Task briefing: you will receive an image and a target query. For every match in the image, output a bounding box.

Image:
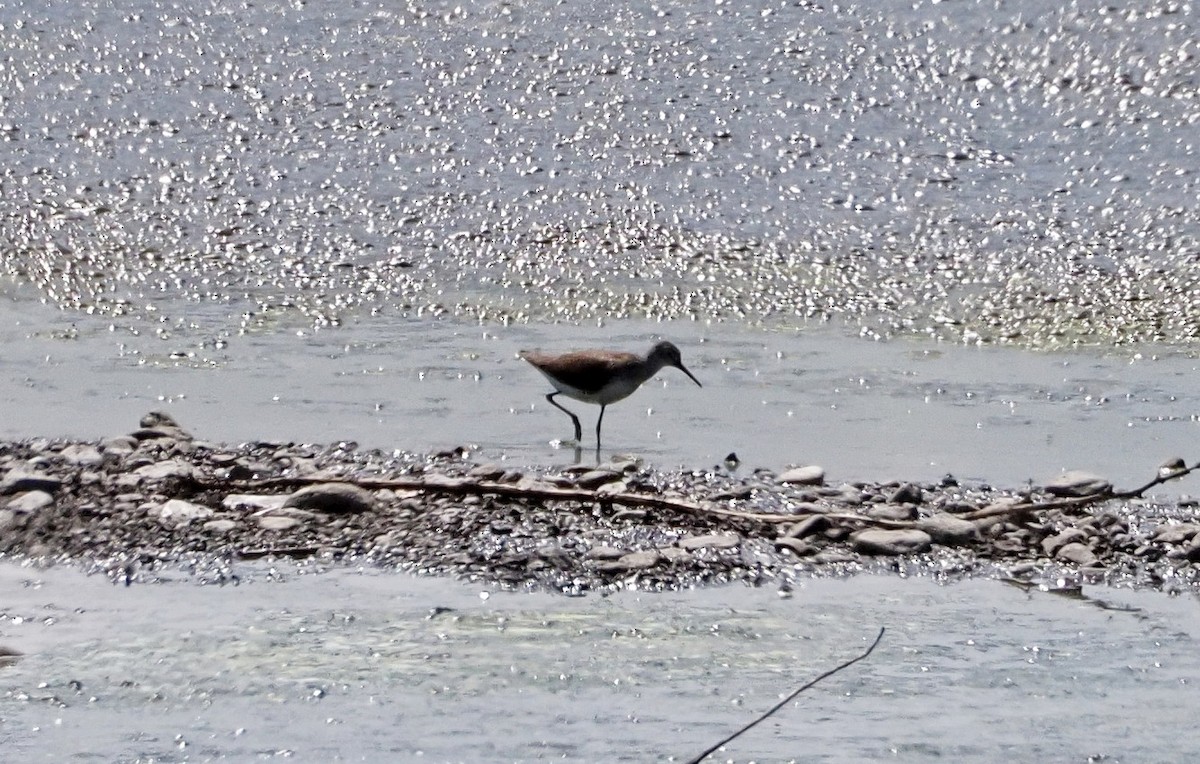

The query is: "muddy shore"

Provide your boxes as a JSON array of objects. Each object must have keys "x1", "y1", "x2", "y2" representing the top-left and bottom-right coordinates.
[{"x1": 1, "y1": 413, "x2": 1198, "y2": 594}]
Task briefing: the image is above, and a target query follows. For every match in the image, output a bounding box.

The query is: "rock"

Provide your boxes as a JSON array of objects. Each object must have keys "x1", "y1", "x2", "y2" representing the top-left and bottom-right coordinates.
[
  {"x1": 222, "y1": 494, "x2": 289, "y2": 512},
  {"x1": 132, "y1": 411, "x2": 192, "y2": 440},
  {"x1": 585, "y1": 546, "x2": 626, "y2": 561},
  {"x1": 202, "y1": 519, "x2": 238, "y2": 534},
  {"x1": 257, "y1": 516, "x2": 302, "y2": 532},
  {"x1": 1044, "y1": 471, "x2": 1111, "y2": 498},
  {"x1": 852, "y1": 529, "x2": 932, "y2": 555},
  {"x1": 1041, "y1": 528, "x2": 1090, "y2": 557},
  {"x1": 6, "y1": 490, "x2": 54, "y2": 513},
  {"x1": 658, "y1": 546, "x2": 692, "y2": 563},
  {"x1": 60, "y1": 444, "x2": 104, "y2": 466},
  {"x1": 774, "y1": 538, "x2": 817, "y2": 557},
  {"x1": 1055, "y1": 542, "x2": 1098, "y2": 567},
  {"x1": 283, "y1": 483, "x2": 377, "y2": 514},
  {"x1": 157, "y1": 499, "x2": 214, "y2": 525},
  {"x1": 132, "y1": 460, "x2": 195, "y2": 482},
  {"x1": 783, "y1": 515, "x2": 830, "y2": 540},
  {"x1": 917, "y1": 514, "x2": 979, "y2": 546},
  {"x1": 574, "y1": 469, "x2": 622, "y2": 489},
  {"x1": 99, "y1": 435, "x2": 138, "y2": 456},
  {"x1": 779, "y1": 465, "x2": 825, "y2": 486},
  {"x1": 938, "y1": 500, "x2": 981, "y2": 514},
  {"x1": 0, "y1": 471, "x2": 63, "y2": 495},
  {"x1": 678, "y1": 533, "x2": 741, "y2": 551},
  {"x1": 1152, "y1": 523, "x2": 1200, "y2": 544},
  {"x1": 598, "y1": 550, "x2": 660, "y2": 573},
  {"x1": 467, "y1": 463, "x2": 506, "y2": 480},
  {"x1": 867, "y1": 504, "x2": 917, "y2": 522},
  {"x1": 888, "y1": 483, "x2": 925, "y2": 505}
]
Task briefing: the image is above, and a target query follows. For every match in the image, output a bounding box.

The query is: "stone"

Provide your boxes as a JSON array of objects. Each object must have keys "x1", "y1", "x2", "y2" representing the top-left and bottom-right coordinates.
[
  {"x1": 99, "y1": 435, "x2": 138, "y2": 456},
  {"x1": 598, "y1": 550, "x2": 660, "y2": 573},
  {"x1": 783, "y1": 515, "x2": 830, "y2": 540},
  {"x1": 779, "y1": 465, "x2": 825, "y2": 486},
  {"x1": 678, "y1": 533, "x2": 741, "y2": 551},
  {"x1": 867, "y1": 504, "x2": 917, "y2": 522},
  {"x1": 60, "y1": 444, "x2": 104, "y2": 466},
  {"x1": 202, "y1": 519, "x2": 237, "y2": 533},
  {"x1": 6, "y1": 490, "x2": 54, "y2": 513},
  {"x1": 132, "y1": 460, "x2": 195, "y2": 482},
  {"x1": 284, "y1": 483, "x2": 377, "y2": 514},
  {"x1": 774, "y1": 538, "x2": 817, "y2": 557},
  {"x1": 1044, "y1": 471, "x2": 1111, "y2": 498},
  {"x1": 1152, "y1": 523, "x2": 1200, "y2": 544},
  {"x1": 222, "y1": 494, "x2": 289, "y2": 512},
  {"x1": 852, "y1": 529, "x2": 933, "y2": 555},
  {"x1": 0, "y1": 472, "x2": 62, "y2": 495},
  {"x1": 888, "y1": 483, "x2": 925, "y2": 505},
  {"x1": 1041, "y1": 528, "x2": 1090, "y2": 557},
  {"x1": 917, "y1": 514, "x2": 979, "y2": 546},
  {"x1": 157, "y1": 499, "x2": 214, "y2": 525},
  {"x1": 585, "y1": 546, "x2": 626, "y2": 561},
  {"x1": 132, "y1": 411, "x2": 191, "y2": 441},
  {"x1": 1055, "y1": 542, "x2": 1098, "y2": 567},
  {"x1": 257, "y1": 516, "x2": 302, "y2": 532},
  {"x1": 467, "y1": 463, "x2": 506, "y2": 481},
  {"x1": 574, "y1": 469, "x2": 622, "y2": 489},
  {"x1": 658, "y1": 547, "x2": 692, "y2": 563}
]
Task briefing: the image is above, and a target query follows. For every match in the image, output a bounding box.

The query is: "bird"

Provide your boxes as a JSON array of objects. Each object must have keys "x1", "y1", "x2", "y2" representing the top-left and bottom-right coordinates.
[{"x1": 518, "y1": 340, "x2": 702, "y2": 448}]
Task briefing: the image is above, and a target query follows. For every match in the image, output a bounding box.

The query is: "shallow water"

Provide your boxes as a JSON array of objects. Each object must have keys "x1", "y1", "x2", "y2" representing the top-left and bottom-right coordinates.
[{"x1": 2, "y1": 563, "x2": 1199, "y2": 763}]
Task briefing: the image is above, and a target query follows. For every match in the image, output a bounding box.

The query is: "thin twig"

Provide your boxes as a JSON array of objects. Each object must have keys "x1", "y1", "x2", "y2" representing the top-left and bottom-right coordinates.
[{"x1": 683, "y1": 626, "x2": 887, "y2": 764}]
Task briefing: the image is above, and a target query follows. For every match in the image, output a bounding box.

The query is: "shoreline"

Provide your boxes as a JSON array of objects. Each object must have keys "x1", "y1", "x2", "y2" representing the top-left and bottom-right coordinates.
[{"x1": 2, "y1": 413, "x2": 1198, "y2": 594}]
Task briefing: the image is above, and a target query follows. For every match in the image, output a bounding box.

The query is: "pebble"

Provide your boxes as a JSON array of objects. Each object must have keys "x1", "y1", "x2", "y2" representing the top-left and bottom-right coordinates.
[
  {"x1": 852, "y1": 529, "x2": 933, "y2": 556},
  {"x1": 782, "y1": 515, "x2": 830, "y2": 540},
  {"x1": 779, "y1": 465, "x2": 825, "y2": 486},
  {"x1": 157, "y1": 499, "x2": 214, "y2": 525},
  {"x1": 131, "y1": 460, "x2": 196, "y2": 482},
  {"x1": 867, "y1": 504, "x2": 917, "y2": 522},
  {"x1": 222, "y1": 494, "x2": 289, "y2": 512},
  {"x1": 888, "y1": 483, "x2": 925, "y2": 505},
  {"x1": 203, "y1": 519, "x2": 238, "y2": 534},
  {"x1": 99, "y1": 435, "x2": 138, "y2": 455},
  {"x1": 6, "y1": 490, "x2": 54, "y2": 513},
  {"x1": 0, "y1": 472, "x2": 63, "y2": 495},
  {"x1": 60, "y1": 444, "x2": 104, "y2": 466},
  {"x1": 1153, "y1": 523, "x2": 1200, "y2": 544},
  {"x1": 1044, "y1": 471, "x2": 1112, "y2": 498},
  {"x1": 257, "y1": 516, "x2": 303, "y2": 532},
  {"x1": 284, "y1": 483, "x2": 377, "y2": 514},
  {"x1": 598, "y1": 550, "x2": 660, "y2": 573},
  {"x1": 774, "y1": 538, "x2": 817, "y2": 557},
  {"x1": 573, "y1": 469, "x2": 623, "y2": 489},
  {"x1": 678, "y1": 533, "x2": 741, "y2": 551},
  {"x1": 1042, "y1": 528, "x2": 1090, "y2": 557},
  {"x1": 917, "y1": 514, "x2": 980, "y2": 546},
  {"x1": 1055, "y1": 542, "x2": 1098, "y2": 567}
]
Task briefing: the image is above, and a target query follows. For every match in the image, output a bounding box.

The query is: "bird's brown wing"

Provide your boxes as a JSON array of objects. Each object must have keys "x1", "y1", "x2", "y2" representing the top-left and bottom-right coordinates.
[{"x1": 519, "y1": 349, "x2": 639, "y2": 395}]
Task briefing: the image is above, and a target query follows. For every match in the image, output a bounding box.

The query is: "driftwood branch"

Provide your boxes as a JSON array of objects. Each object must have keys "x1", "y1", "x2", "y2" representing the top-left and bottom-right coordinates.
[
  {"x1": 683, "y1": 627, "x2": 887, "y2": 764},
  {"x1": 962, "y1": 458, "x2": 1200, "y2": 523}
]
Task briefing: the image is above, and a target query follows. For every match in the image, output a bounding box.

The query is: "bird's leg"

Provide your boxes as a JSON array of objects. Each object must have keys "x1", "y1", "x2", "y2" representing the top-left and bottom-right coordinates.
[
  {"x1": 546, "y1": 392, "x2": 583, "y2": 442},
  {"x1": 595, "y1": 404, "x2": 606, "y2": 450}
]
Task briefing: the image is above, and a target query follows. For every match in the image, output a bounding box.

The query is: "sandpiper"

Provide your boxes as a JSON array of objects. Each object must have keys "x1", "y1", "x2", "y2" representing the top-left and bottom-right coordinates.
[{"x1": 518, "y1": 340, "x2": 702, "y2": 447}]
